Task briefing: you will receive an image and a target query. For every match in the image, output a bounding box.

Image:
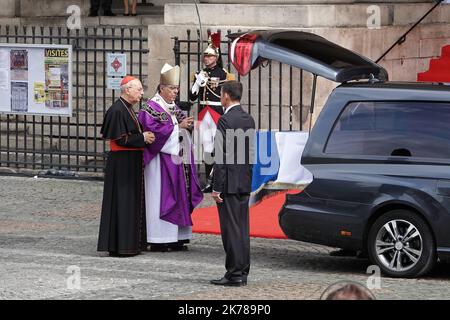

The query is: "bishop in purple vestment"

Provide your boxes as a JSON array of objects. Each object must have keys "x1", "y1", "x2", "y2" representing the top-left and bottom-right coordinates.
[{"x1": 138, "y1": 63, "x2": 203, "y2": 252}]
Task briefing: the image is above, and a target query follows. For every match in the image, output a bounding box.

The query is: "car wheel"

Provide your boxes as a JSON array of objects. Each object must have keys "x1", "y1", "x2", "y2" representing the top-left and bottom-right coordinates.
[{"x1": 367, "y1": 209, "x2": 436, "y2": 278}]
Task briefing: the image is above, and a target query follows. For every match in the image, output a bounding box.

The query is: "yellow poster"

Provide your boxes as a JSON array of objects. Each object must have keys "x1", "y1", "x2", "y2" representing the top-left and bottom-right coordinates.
[
  {"x1": 33, "y1": 82, "x2": 45, "y2": 104},
  {"x1": 44, "y1": 48, "x2": 69, "y2": 109}
]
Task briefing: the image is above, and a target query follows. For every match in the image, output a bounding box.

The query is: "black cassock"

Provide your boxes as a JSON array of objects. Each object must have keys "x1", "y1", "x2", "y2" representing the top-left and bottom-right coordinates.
[{"x1": 97, "y1": 97, "x2": 147, "y2": 255}]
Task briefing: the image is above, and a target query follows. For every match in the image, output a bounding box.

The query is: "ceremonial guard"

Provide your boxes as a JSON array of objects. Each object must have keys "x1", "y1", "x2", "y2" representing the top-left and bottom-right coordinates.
[{"x1": 189, "y1": 32, "x2": 235, "y2": 193}]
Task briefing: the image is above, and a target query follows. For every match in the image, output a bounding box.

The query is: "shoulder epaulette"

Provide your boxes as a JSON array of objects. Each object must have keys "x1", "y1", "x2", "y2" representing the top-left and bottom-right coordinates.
[{"x1": 223, "y1": 69, "x2": 236, "y2": 81}]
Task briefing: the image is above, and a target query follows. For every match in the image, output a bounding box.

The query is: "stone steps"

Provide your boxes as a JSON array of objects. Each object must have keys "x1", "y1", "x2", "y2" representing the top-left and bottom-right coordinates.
[
  {"x1": 18, "y1": 0, "x2": 164, "y2": 18},
  {"x1": 111, "y1": 3, "x2": 165, "y2": 16},
  {"x1": 0, "y1": 16, "x2": 162, "y2": 29}
]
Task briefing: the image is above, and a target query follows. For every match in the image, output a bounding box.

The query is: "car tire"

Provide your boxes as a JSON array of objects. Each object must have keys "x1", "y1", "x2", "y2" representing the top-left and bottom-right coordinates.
[{"x1": 367, "y1": 209, "x2": 436, "y2": 278}]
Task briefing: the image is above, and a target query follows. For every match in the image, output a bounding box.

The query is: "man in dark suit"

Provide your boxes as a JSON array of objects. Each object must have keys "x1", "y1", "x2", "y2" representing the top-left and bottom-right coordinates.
[{"x1": 210, "y1": 81, "x2": 255, "y2": 287}]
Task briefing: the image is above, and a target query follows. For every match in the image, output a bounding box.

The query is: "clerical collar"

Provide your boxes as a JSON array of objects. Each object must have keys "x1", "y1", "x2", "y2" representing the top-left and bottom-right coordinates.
[
  {"x1": 153, "y1": 93, "x2": 176, "y2": 109},
  {"x1": 119, "y1": 97, "x2": 132, "y2": 108},
  {"x1": 151, "y1": 93, "x2": 178, "y2": 117}
]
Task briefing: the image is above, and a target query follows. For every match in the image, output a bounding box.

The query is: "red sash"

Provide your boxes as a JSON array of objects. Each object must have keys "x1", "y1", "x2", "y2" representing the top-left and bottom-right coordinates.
[{"x1": 109, "y1": 139, "x2": 144, "y2": 152}]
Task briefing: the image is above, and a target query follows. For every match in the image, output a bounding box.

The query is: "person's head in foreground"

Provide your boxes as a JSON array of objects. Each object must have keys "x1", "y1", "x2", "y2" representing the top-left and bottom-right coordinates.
[
  {"x1": 220, "y1": 80, "x2": 243, "y2": 107},
  {"x1": 321, "y1": 281, "x2": 376, "y2": 300}
]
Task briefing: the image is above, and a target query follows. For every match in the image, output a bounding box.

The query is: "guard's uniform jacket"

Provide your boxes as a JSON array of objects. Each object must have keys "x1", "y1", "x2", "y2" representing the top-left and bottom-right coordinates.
[
  {"x1": 189, "y1": 65, "x2": 234, "y2": 124},
  {"x1": 189, "y1": 65, "x2": 234, "y2": 155}
]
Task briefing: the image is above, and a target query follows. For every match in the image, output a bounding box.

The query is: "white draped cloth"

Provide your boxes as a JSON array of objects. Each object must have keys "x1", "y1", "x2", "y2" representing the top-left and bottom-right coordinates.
[
  {"x1": 144, "y1": 94, "x2": 192, "y2": 244},
  {"x1": 274, "y1": 131, "x2": 313, "y2": 186},
  {"x1": 198, "y1": 110, "x2": 217, "y2": 153}
]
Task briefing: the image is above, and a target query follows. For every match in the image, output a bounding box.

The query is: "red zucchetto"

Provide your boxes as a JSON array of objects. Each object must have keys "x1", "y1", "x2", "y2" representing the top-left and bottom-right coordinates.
[{"x1": 120, "y1": 75, "x2": 137, "y2": 86}]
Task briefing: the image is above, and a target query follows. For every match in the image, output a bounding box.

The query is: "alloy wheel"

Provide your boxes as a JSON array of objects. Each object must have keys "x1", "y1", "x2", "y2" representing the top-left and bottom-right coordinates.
[{"x1": 375, "y1": 219, "x2": 423, "y2": 273}]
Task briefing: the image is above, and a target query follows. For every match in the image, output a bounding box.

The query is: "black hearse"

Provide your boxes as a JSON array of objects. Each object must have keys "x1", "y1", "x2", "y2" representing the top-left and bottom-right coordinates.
[{"x1": 229, "y1": 30, "x2": 450, "y2": 278}]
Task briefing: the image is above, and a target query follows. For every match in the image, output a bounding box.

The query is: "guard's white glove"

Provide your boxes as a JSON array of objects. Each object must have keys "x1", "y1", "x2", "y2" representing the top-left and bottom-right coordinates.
[
  {"x1": 191, "y1": 82, "x2": 200, "y2": 95},
  {"x1": 196, "y1": 71, "x2": 208, "y2": 87},
  {"x1": 191, "y1": 71, "x2": 208, "y2": 95}
]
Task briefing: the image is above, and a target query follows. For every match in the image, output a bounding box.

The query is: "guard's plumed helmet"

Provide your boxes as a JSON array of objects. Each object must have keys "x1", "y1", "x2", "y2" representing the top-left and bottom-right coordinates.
[{"x1": 203, "y1": 32, "x2": 221, "y2": 57}]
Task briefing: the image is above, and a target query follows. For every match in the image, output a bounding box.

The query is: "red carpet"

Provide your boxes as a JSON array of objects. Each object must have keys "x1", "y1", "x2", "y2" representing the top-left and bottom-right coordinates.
[{"x1": 192, "y1": 190, "x2": 298, "y2": 239}]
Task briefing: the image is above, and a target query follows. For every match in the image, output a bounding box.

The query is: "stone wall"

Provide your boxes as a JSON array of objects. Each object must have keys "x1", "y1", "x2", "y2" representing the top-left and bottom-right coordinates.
[
  {"x1": 19, "y1": 0, "x2": 89, "y2": 17},
  {"x1": 166, "y1": 2, "x2": 450, "y2": 27},
  {"x1": 0, "y1": 0, "x2": 16, "y2": 17}
]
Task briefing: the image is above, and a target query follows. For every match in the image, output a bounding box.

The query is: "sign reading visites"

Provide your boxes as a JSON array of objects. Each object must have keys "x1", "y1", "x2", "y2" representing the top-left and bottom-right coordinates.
[{"x1": 0, "y1": 44, "x2": 72, "y2": 117}]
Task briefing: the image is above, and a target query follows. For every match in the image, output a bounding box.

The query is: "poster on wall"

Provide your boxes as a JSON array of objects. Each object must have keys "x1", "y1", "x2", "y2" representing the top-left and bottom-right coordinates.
[
  {"x1": 10, "y1": 50, "x2": 28, "y2": 81},
  {"x1": 106, "y1": 77, "x2": 123, "y2": 90},
  {"x1": 45, "y1": 48, "x2": 70, "y2": 110},
  {"x1": 11, "y1": 82, "x2": 28, "y2": 112},
  {"x1": 107, "y1": 53, "x2": 127, "y2": 77},
  {"x1": 0, "y1": 44, "x2": 72, "y2": 117}
]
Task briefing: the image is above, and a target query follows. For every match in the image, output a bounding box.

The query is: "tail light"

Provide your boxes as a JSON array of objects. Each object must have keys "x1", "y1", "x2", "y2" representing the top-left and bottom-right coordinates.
[{"x1": 229, "y1": 33, "x2": 261, "y2": 76}]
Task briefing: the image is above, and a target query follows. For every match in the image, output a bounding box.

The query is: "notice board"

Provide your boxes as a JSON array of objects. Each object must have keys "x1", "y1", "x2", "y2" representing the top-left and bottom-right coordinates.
[{"x1": 0, "y1": 43, "x2": 72, "y2": 117}]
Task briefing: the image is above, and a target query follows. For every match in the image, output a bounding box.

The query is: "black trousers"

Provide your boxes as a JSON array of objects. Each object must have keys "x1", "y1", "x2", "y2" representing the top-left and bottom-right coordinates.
[
  {"x1": 90, "y1": 0, "x2": 112, "y2": 12},
  {"x1": 217, "y1": 193, "x2": 250, "y2": 280}
]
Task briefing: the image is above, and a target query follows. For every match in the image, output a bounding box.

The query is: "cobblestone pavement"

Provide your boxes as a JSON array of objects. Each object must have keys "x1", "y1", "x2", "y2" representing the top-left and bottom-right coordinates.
[{"x1": 1, "y1": 175, "x2": 450, "y2": 300}]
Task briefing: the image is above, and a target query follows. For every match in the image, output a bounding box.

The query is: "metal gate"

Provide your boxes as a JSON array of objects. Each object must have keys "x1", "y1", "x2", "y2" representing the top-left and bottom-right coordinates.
[
  {"x1": 173, "y1": 29, "x2": 314, "y2": 131},
  {"x1": 0, "y1": 25, "x2": 148, "y2": 173}
]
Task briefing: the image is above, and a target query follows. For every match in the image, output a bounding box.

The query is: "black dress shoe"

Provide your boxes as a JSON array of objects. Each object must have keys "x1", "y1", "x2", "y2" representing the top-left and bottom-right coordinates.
[
  {"x1": 148, "y1": 244, "x2": 169, "y2": 252},
  {"x1": 103, "y1": 11, "x2": 116, "y2": 16},
  {"x1": 210, "y1": 277, "x2": 247, "y2": 287},
  {"x1": 168, "y1": 243, "x2": 188, "y2": 251},
  {"x1": 88, "y1": 12, "x2": 98, "y2": 17}
]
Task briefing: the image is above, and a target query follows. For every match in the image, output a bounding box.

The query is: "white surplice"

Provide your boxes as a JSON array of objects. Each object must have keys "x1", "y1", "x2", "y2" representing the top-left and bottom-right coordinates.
[{"x1": 144, "y1": 94, "x2": 192, "y2": 243}]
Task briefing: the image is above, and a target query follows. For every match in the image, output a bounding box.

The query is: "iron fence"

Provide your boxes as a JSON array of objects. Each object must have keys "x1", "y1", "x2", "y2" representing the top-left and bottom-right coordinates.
[
  {"x1": 173, "y1": 29, "x2": 315, "y2": 131},
  {"x1": 0, "y1": 25, "x2": 148, "y2": 173}
]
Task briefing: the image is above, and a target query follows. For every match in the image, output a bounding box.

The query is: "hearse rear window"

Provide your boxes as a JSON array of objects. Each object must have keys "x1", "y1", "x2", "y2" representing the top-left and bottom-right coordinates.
[{"x1": 325, "y1": 101, "x2": 450, "y2": 160}]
